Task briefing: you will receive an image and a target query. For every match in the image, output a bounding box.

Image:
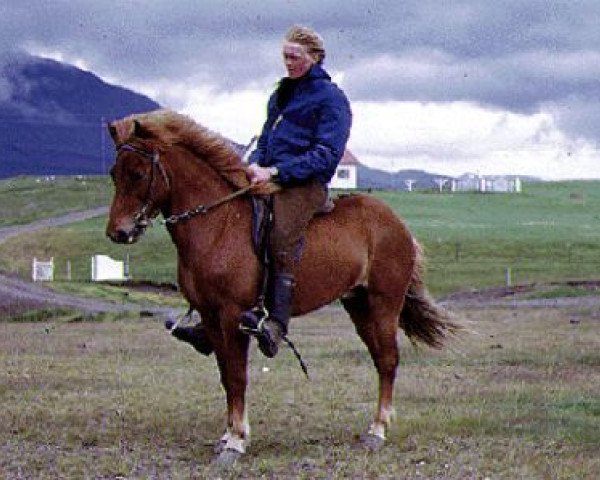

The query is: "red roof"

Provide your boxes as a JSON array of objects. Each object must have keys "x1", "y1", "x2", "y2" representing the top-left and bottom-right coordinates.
[{"x1": 340, "y1": 149, "x2": 359, "y2": 166}]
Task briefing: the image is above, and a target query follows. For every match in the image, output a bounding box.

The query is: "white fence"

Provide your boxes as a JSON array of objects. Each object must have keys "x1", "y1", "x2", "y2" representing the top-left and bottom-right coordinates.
[
  {"x1": 451, "y1": 176, "x2": 522, "y2": 193},
  {"x1": 32, "y1": 257, "x2": 54, "y2": 282},
  {"x1": 91, "y1": 254, "x2": 126, "y2": 281}
]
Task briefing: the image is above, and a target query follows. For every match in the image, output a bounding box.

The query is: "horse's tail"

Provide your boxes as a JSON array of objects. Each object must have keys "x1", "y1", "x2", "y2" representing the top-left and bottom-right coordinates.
[{"x1": 399, "y1": 240, "x2": 460, "y2": 348}]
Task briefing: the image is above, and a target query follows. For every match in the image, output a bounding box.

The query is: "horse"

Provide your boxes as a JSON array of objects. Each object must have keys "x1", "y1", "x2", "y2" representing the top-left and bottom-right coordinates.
[{"x1": 105, "y1": 109, "x2": 457, "y2": 464}]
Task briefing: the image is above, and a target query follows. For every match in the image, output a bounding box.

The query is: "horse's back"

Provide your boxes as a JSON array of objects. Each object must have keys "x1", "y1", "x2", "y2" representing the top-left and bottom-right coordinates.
[
  {"x1": 313, "y1": 193, "x2": 413, "y2": 247},
  {"x1": 293, "y1": 193, "x2": 416, "y2": 314}
]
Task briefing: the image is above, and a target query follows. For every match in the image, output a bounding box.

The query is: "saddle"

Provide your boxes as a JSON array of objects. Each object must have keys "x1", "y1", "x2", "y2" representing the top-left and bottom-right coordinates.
[{"x1": 250, "y1": 194, "x2": 335, "y2": 258}]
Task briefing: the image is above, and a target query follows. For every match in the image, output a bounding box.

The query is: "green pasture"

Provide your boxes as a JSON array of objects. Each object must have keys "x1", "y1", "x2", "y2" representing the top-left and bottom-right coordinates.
[
  {"x1": 0, "y1": 176, "x2": 112, "y2": 226},
  {"x1": 1, "y1": 306, "x2": 599, "y2": 478},
  {"x1": 1, "y1": 179, "x2": 599, "y2": 296},
  {"x1": 1, "y1": 178, "x2": 600, "y2": 477}
]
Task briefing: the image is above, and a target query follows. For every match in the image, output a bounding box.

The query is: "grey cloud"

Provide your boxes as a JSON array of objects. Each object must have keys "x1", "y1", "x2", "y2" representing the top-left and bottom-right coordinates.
[
  {"x1": 343, "y1": 48, "x2": 600, "y2": 113},
  {"x1": 1, "y1": 0, "x2": 600, "y2": 142},
  {"x1": 548, "y1": 96, "x2": 600, "y2": 144}
]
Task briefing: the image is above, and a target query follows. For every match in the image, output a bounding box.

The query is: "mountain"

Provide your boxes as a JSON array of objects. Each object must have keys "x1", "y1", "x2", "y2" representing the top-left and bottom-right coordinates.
[
  {"x1": 0, "y1": 53, "x2": 160, "y2": 178},
  {"x1": 357, "y1": 164, "x2": 453, "y2": 190}
]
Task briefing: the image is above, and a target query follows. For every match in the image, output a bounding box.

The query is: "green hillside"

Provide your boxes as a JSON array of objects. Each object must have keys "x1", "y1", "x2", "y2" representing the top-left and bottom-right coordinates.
[
  {"x1": 1, "y1": 179, "x2": 599, "y2": 296},
  {"x1": 0, "y1": 176, "x2": 112, "y2": 226}
]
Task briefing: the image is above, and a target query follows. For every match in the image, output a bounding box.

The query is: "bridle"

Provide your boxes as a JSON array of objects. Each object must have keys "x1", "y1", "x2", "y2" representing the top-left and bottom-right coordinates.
[
  {"x1": 116, "y1": 143, "x2": 170, "y2": 230},
  {"x1": 116, "y1": 143, "x2": 253, "y2": 230}
]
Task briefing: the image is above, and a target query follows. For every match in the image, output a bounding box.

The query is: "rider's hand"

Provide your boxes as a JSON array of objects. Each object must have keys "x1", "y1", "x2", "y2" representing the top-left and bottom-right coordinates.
[{"x1": 247, "y1": 164, "x2": 277, "y2": 184}]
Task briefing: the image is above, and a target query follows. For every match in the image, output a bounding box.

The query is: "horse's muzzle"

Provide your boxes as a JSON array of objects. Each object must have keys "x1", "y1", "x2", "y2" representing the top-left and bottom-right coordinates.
[{"x1": 106, "y1": 225, "x2": 145, "y2": 244}]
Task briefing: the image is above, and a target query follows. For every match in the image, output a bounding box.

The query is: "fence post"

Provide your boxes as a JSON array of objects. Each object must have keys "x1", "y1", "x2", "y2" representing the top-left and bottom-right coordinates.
[
  {"x1": 455, "y1": 242, "x2": 461, "y2": 262},
  {"x1": 33, "y1": 257, "x2": 38, "y2": 282},
  {"x1": 505, "y1": 267, "x2": 512, "y2": 287},
  {"x1": 124, "y1": 252, "x2": 130, "y2": 279}
]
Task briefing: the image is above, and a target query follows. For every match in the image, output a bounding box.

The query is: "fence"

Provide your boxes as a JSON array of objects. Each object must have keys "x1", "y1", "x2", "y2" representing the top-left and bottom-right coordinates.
[{"x1": 32, "y1": 257, "x2": 54, "y2": 282}]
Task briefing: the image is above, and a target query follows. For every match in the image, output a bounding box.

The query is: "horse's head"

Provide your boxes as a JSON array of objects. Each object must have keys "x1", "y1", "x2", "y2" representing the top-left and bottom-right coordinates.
[{"x1": 106, "y1": 118, "x2": 170, "y2": 244}]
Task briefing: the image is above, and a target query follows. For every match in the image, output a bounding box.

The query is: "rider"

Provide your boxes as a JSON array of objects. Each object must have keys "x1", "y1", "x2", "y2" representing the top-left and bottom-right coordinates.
[
  {"x1": 168, "y1": 25, "x2": 352, "y2": 358},
  {"x1": 242, "y1": 24, "x2": 352, "y2": 357}
]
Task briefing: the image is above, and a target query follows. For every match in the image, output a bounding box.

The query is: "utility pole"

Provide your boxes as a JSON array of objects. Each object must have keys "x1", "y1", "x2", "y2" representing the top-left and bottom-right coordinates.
[
  {"x1": 434, "y1": 178, "x2": 448, "y2": 193},
  {"x1": 100, "y1": 116, "x2": 106, "y2": 175}
]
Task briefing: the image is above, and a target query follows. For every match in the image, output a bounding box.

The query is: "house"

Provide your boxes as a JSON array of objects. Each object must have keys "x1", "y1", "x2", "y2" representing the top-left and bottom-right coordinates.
[{"x1": 329, "y1": 150, "x2": 359, "y2": 189}]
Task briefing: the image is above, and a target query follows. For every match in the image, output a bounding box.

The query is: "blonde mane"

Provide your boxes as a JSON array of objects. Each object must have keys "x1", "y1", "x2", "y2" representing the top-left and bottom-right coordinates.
[{"x1": 111, "y1": 109, "x2": 250, "y2": 189}]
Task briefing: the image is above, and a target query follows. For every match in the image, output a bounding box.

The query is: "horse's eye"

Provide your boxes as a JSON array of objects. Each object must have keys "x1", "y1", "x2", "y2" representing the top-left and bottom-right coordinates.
[{"x1": 127, "y1": 169, "x2": 145, "y2": 182}]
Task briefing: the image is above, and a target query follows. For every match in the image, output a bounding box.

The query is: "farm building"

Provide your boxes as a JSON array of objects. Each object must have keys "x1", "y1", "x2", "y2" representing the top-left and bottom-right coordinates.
[{"x1": 329, "y1": 150, "x2": 359, "y2": 189}]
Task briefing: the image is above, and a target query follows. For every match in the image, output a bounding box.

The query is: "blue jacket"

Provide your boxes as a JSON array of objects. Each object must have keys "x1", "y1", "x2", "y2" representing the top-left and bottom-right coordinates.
[{"x1": 249, "y1": 64, "x2": 352, "y2": 186}]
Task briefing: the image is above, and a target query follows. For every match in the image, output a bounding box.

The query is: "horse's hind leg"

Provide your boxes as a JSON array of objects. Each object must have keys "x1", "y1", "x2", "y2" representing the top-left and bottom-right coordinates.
[{"x1": 342, "y1": 287, "x2": 401, "y2": 448}]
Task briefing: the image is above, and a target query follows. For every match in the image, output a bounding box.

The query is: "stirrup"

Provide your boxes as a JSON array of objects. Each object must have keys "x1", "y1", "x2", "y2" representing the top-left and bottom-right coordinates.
[
  {"x1": 239, "y1": 306, "x2": 269, "y2": 336},
  {"x1": 239, "y1": 307, "x2": 309, "y2": 376}
]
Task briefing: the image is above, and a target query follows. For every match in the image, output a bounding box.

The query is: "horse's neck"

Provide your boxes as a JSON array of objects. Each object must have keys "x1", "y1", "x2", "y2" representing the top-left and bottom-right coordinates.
[{"x1": 164, "y1": 149, "x2": 246, "y2": 249}]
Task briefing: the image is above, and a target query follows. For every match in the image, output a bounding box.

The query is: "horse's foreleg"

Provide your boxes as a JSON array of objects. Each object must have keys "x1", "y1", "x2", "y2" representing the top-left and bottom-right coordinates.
[
  {"x1": 343, "y1": 291, "x2": 400, "y2": 448},
  {"x1": 212, "y1": 321, "x2": 251, "y2": 461}
]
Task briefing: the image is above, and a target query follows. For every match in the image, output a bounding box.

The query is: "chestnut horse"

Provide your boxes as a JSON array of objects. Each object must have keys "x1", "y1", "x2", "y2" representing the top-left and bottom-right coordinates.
[{"x1": 106, "y1": 109, "x2": 456, "y2": 464}]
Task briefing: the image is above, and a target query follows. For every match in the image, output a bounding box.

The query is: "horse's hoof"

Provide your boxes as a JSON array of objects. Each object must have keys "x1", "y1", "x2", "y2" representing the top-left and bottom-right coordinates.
[
  {"x1": 362, "y1": 434, "x2": 385, "y2": 451},
  {"x1": 213, "y1": 448, "x2": 242, "y2": 467},
  {"x1": 213, "y1": 438, "x2": 227, "y2": 454}
]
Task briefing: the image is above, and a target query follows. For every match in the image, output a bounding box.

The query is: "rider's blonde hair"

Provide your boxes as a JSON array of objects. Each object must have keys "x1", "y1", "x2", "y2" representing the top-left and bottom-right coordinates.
[{"x1": 285, "y1": 25, "x2": 325, "y2": 63}]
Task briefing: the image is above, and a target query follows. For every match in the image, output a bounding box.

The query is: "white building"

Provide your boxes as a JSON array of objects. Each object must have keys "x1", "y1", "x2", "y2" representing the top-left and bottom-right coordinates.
[
  {"x1": 329, "y1": 150, "x2": 359, "y2": 189},
  {"x1": 451, "y1": 174, "x2": 521, "y2": 193}
]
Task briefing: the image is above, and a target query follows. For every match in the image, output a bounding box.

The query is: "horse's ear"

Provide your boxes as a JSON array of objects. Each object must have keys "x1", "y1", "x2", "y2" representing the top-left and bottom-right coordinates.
[
  {"x1": 133, "y1": 119, "x2": 153, "y2": 139},
  {"x1": 107, "y1": 123, "x2": 119, "y2": 144}
]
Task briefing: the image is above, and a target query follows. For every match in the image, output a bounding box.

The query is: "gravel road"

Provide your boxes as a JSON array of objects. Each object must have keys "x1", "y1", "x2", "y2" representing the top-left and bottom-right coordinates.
[
  {"x1": 0, "y1": 206, "x2": 109, "y2": 242},
  {"x1": 0, "y1": 207, "x2": 176, "y2": 318}
]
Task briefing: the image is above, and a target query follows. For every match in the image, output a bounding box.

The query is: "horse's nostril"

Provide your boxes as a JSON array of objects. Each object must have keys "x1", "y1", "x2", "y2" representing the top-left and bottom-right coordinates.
[
  {"x1": 107, "y1": 229, "x2": 131, "y2": 243},
  {"x1": 117, "y1": 229, "x2": 130, "y2": 243}
]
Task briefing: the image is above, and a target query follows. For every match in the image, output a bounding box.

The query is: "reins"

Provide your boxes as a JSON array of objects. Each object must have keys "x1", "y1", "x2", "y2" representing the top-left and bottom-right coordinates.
[{"x1": 160, "y1": 183, "x2": 254, "y2": 226}]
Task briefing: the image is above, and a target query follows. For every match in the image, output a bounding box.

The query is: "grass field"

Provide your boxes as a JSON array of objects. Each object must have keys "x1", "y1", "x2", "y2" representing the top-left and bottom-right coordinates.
[
  {"x1": 1, "y1": 305, "x2": 599, "y2": 478},
  {"x1": 0, "y1": 176, "x2": 111, "y2": 227},
  {"x1": 1, "y1": 178, "x2": 599, "y2": 296},
  {"x1": 1, "y1": 177, "x2": 600, "y2": 477}
]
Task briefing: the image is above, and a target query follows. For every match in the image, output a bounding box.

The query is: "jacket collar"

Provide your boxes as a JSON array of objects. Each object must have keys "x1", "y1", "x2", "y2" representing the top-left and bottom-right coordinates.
[
  {"x1": 281, "y1": 63, "x2": 330, "y2": 84},
  {"x1": 305, "y1": 63, "x2": 330, "y2": 81}
]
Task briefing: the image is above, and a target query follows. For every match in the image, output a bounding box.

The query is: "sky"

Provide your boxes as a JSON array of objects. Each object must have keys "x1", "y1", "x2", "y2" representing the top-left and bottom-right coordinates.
[{"x1": 2, "y1": 0, "x2": 599, "y2": 179}]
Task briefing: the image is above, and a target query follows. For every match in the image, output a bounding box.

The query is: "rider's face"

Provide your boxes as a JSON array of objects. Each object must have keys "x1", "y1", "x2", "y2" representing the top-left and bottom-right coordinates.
[{"x1": 282, "y1": 42, "x2": 315, "y2": 79}]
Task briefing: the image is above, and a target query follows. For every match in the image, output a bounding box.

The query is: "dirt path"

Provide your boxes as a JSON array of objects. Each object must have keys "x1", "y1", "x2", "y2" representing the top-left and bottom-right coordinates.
[
  {"x1": 0, "y1": 206, "x2": 109, "y2": 242},
  {"x1": 0, "y1": 207, "x2": 176, "y2": 317}
]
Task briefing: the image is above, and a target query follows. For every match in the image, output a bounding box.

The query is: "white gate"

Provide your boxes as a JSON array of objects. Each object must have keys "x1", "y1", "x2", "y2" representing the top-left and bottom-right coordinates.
[
  {"x1": 32, "y1": 257, "x2": 54, "y2": 282},
  {"x1": 91, "y1": 255, "x2": 126, "y2": 281}
]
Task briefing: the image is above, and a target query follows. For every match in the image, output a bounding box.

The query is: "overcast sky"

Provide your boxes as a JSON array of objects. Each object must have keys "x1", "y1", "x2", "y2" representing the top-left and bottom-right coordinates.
[{"x1": 2, "y1": 0, "x2": 599, "y2": 179}]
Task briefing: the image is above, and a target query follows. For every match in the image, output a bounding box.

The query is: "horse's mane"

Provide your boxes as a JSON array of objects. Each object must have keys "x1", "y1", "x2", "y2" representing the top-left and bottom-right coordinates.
[{"x1": 111, "y1": 109, "x2": 250, "y2": 189}]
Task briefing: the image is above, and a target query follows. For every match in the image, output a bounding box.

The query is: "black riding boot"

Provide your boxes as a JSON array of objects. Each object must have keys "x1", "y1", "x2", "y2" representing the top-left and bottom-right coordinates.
[
  {"x1": 164, "y1": 319, "x2": 214, "y2": 356},
  {"x1": 257, "y1": 273, "x2": 294, "y2": 358}
]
